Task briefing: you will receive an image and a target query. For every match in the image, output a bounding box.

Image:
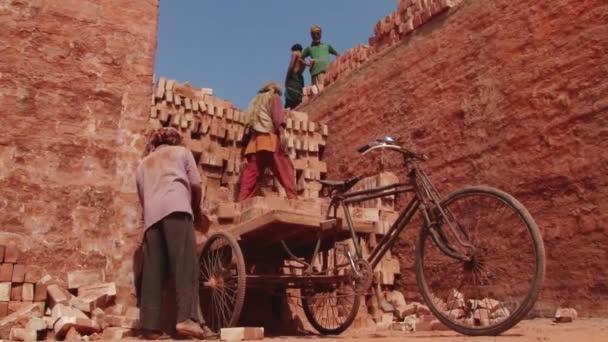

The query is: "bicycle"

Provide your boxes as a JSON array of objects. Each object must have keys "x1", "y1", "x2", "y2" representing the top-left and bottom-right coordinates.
[{"x1": 198, "y1": 136, "x2": 546, "y2": 336}]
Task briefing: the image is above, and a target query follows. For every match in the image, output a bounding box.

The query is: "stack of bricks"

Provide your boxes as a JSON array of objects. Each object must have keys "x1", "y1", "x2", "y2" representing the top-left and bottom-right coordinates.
[
  {"x1": 301, "y1": 45, "x2": 373, "y2": 105},
  {"x1": 1, "y1": 247, "x2": 139, "y2": 341},
  {"x1": 149, "y1": 78, "x2": 329, "y2": 224},
  {"x1": 300, "y1": 0, "x2": 463, "y2": 104},
  {"x1": 340, "y1": 172, "x2": 402, "y2": 286},
  {"x1": 0, "y1": 244, "x2": 46, "y2": 320}
]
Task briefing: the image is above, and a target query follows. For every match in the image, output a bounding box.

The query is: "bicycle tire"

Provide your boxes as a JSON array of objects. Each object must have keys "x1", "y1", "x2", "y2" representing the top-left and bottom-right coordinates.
[
  {"x1": 199, "y1": 231, "x2": 246, "y2": 333},
  {"x1": 415, "y1": 185, "x2": 545, "y2": 336},
  {"x1": 301, "y1": 244, "x2": 361, "y2": 335}
]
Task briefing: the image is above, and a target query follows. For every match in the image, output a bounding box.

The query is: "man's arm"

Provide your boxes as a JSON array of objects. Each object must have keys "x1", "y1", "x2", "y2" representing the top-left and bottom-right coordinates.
[
  {"x1": 270, "y1": 94, "x2": 289, "y2": 152},
  {"x1": 270, "y1": 94, "x2": 285, "y2": 131},
  {"x1": 184, "y1": 148, "x2": 202, "y2": 215},
  {"x1": 285, "y1": 51, "x2": 298, "y2": 83},
  {"x1": 329, "y1": 44, "x2": 340, "y2": 57}
]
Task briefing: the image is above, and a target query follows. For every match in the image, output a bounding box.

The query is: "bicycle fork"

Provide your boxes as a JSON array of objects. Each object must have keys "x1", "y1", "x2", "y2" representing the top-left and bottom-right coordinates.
[{"x1": 420, "y1": 203, "x2": 471, "y2": 262}]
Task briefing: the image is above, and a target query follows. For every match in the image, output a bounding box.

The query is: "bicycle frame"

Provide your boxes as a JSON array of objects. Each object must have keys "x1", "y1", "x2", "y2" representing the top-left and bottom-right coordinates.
[
  {"x1": 324, "y1": 162, "x2": 472, "y2": 271},
  {"x1": 279, "y1": 157, "x2": 471, "y2": 278}
]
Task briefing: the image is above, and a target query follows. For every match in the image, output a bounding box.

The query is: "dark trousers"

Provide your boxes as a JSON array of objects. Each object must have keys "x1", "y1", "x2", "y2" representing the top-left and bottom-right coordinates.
[{"x1": 139, "y1": 212, "x2": 201, "y2": 331}]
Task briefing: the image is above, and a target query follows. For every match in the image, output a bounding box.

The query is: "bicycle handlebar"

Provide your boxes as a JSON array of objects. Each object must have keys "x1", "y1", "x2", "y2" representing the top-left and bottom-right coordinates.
[{"x1": 357, "y1": 137, "x2": 429, "y2": 161}]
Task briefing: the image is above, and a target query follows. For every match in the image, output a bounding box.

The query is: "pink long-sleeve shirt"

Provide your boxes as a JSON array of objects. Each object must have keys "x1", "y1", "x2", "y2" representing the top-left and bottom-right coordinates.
[{"x1": 135, "y1": 145, "x2": 202, "y2": 230}]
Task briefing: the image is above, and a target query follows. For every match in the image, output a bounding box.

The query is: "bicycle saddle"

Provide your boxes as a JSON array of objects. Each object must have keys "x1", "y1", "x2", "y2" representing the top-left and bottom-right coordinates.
[{"x1": 318, "y1": 176, "x2": 360, "y2": 193}]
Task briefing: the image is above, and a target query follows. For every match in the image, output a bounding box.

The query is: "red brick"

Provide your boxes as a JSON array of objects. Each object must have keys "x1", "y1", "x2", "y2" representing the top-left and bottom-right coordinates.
[
  {"x1": 10, "y1": 284, "x2": 22, "y2": 301},
  {"x1": 33, "y1": 283, "x2": 47, "y2": 302},
  {"x1": 0, "y1": 282, "x2": 10, "y2": 301},
  {"x1": 0, "y1": 302, "x2": 42, "y2": 327},
  {"x1": 0, "y1": 302, "x2": 8, "y2": 318},
  {"x1": 0, "y1": 246, "x2": 4, "y2": 262},
  {"x1": 3, "y1": 245, "x2": 19, "y2": 264},
  {"x1": 11, "y1": 264, "x2": 25, "y2": 283},
  {"x1": 46, "y1": 284, "x2": 71, "y2": 308},
  {"x1": 22, "y1": 283, "x2": 34, "y2": 302},
  {"x1": 78, "y1": 282, "x2": 117, "y2": 298},
  {"x1": 0, "y1": 264, "x2": 13, "y2": 282},
  {"x1": 67, "y1": 269, "x2": 105, "y2": 290},
  {"x1": 70, "y1": 291, "x2": 108, "y2": 313}
]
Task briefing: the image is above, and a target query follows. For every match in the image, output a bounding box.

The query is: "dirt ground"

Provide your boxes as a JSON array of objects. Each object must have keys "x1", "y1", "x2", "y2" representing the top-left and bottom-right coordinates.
[
  {"x1": 125, "y1": 318, "x2": 607, "y2": 341},
  {"x1": 268, "y1": 319, "x2": 608, "y2": 342}
]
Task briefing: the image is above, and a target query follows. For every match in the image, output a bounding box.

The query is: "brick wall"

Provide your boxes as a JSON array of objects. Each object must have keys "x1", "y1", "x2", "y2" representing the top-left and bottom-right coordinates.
[
  {"x1": 301, "y1": 0, "x2": 608, "y2": 315},
  {"x1": 0, "y1": 0, "x2": 158, "y2": 290}
]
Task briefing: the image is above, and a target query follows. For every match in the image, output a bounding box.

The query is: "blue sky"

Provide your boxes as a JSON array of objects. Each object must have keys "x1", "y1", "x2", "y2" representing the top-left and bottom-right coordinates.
[{"x1": 155, "y1": 1, "x2": 395, "y2": 108}]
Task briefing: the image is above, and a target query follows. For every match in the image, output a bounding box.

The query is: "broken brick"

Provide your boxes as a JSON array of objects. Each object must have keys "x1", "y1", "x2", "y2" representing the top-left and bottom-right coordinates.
[
  {"x1": 51, "y1": 304, "x2": 88, "y2": 321},
  {"x1": 67, "y1": 269, "x2": 105, "y2": 290},
  {"x1": 25, "y1": 316, "x2": 46, "y2": 332},
  {"x1": 220, "y1": 327, "x2": 264, "y2": 341},
  {"x1": 70, "y1": 291, "x2": 108, "y2": 313},
  {"x1": 78, "y1": 282, "x2": 116, "y2": 298},
  {"x1": 9, "y1": 327, "x2": 36, "y2": 342},
  {"x1": 0, "y1": 303, "x2": 42, "y2": 327},
  {"x1": 46, "y1": 284, "x2": 71, "y2": 308},
  {"x1": 102, "y1": 327, "x2": 134, "y2": 340},
  {"x1": 554, "y1": 307, "x2": 577, "y2": 323},
  {"x1": 55, "y1": 316, "x2": 101, "y2": 338}
]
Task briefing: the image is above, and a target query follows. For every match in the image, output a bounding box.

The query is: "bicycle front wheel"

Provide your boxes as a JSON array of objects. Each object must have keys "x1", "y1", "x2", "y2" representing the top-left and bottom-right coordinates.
[{"x1": 415, "y1": 186, "x2": 545, "y2": 336}]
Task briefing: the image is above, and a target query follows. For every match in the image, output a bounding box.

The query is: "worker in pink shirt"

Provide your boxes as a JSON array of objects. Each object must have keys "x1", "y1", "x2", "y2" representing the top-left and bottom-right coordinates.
[{"x1": 135, "y1": 127, "x2": 212, "y2": 339}]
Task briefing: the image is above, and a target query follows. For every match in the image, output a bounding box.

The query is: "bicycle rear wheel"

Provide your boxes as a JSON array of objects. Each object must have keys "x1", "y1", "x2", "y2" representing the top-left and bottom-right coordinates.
[
  {"x1": 301, "y1": 242, "x2": 361, "y2": 335},
  {"x1": 415, "y1": 186, "x2": 545, "y2": 336}
]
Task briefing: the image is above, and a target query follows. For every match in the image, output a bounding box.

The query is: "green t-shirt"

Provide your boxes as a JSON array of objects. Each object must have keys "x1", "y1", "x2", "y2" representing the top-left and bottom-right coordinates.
[{"x1": 303, "y1": 43, "x2": 338, "y2": 76}]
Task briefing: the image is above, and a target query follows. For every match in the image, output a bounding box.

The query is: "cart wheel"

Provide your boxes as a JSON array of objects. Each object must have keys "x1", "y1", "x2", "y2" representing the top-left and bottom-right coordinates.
[
  {"x1": 301, "y1": 245, "x2": 360, "y2": 335},
  {"x1": 199, "y1": 231, "x2": 246, "y2": 333}
]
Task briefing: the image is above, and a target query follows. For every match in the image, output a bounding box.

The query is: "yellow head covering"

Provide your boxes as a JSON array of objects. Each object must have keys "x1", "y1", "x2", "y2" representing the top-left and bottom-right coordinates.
[{"x1": 258, "y1": 81, "x2": 282, "y2": 95}]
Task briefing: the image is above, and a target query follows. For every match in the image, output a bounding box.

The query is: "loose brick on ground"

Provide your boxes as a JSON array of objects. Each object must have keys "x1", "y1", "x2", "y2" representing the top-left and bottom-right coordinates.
[{"x1": 67, "y1": 269, "x2": 105, "y2": 290}]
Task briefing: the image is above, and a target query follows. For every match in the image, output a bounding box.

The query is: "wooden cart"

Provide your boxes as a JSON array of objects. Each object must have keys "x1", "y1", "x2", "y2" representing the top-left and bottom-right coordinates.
[{"x1": 198, "y1": 207, "x2": 374, "y2": 335}]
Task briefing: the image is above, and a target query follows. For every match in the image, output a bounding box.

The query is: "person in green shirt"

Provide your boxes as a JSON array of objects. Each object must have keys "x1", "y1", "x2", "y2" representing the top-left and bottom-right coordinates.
[{"x1": 302, "y1": 25, "x2": 340, "y2": 87}]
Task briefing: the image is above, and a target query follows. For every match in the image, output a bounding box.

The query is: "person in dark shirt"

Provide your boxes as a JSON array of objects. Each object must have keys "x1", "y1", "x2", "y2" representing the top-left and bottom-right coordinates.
[
  {"x1": 302, "y1": 25, "x2": 340, "y2": 86},
  {"x1": 284, "y1": 44, "x2": 308, "y2": 109}
]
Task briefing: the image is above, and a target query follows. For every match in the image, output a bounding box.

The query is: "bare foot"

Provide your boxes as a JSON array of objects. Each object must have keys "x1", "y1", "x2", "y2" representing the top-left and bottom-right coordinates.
[{"x1": 175, "y1": 319, "x2": 208, "y2": 340}]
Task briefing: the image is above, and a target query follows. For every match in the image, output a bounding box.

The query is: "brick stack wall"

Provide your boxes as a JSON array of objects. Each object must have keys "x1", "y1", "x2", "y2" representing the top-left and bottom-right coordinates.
[{"x1": 300, "y1": 0, "x2": 608, "y2": 316}]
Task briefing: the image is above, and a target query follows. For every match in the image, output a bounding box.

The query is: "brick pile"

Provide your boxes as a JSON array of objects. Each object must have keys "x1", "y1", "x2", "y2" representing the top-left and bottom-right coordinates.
[
  {"x1": 0, "y1": 244, "x2": 138, "y2": 341},
  {"x1": 0, "y1": 245, "x2": 46, "y2": 323},
  {"x1": 381, "y1": 289, "x2": 513, "y2": 333},
  {"x1": 300, "y1": 0, "x2": 464, "y2": 103},
  {"x1": 150, "y1": 78, "x2": 330, "y2": 224}
]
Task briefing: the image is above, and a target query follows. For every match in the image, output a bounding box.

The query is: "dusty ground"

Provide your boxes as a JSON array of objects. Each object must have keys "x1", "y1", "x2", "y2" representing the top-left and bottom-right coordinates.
[
  {"x1": 124, "y1": 319, "x2": 607, "y2": 341},
  {"x1": 269, "y1": 319, "x2": 608, "y2": 342}
]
